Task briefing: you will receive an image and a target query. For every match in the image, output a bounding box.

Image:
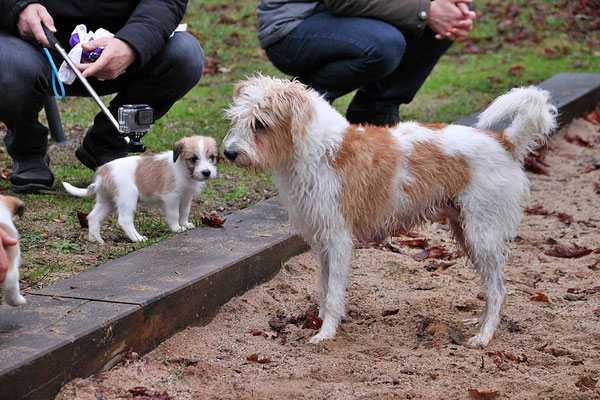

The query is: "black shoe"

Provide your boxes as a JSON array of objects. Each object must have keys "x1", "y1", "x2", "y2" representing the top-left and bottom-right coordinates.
[
  {"x1": 10, "y1": 154, "x2": 55, "y2": 193},
  {"x1": 75, "y1": 141, "x2": 128, "y2": 170},
  {"x1": 346, "y1": 103, "x2": 400, "y2": 127}
]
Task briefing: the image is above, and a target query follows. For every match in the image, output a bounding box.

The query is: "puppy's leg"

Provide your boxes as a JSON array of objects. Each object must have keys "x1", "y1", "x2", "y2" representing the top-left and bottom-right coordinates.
[
  {"x1": 178, "y1": 194, "x2": 195, "y2": 230},
  {"x1": 116, "y1": 191, "x2": 147, "y2": 242},
  {"x1": 310, "y1": 235, "x2": 353, "y2": 344},
  {"x1": 87, "y1": 194, "x2": 113, "y2": 244},
  {"x1": 163, "y1": 197, "x2": 184, "y2": 232},
  {"x1": 2, "y1": 256, "x2": 26, "y2": 306}
]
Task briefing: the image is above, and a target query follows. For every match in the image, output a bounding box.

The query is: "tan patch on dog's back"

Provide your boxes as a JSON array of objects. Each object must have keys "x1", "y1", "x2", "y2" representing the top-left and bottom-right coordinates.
[
  {"x1": 483, "y1": 129, "x2": 515, "y2": 153},
  {"x1": 404, "y1": 141, "x2": 471, "y2": 202},
  {"x1": 95, "y1": 165, "x2": 118, "y2": 199},
  {"x1": 136, "y1": 156, "x2": 175, "y2": 197},
  {"x1": 331, "y1": 125, "x2": 402, "y2": 236},
  {"x1": 419, "y1": 123, "x2": 449, "y2": 131}
]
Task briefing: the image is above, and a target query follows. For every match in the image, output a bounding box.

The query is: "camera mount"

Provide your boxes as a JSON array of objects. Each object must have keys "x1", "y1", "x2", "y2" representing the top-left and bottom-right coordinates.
[{"x1": 42, "y1": 25, "x2": 153, "y2": 153}]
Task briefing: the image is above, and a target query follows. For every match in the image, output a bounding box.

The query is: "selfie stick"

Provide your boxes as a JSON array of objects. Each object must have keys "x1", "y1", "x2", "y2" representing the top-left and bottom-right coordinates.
[{"x1": 42, "y1": 25, "x2": 131, "y2": 144}]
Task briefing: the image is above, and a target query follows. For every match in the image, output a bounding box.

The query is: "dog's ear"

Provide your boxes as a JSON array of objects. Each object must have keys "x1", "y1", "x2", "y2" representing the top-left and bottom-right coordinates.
[
  {"x1": 233, "y1": 80, "x2": 247, "y2": 98},
  {"x1": 173, "y1": 139, "x2": 184, "y2": 163},
  {"x1": 1, "y1": 196, "x2": 25, "y2": 218},
  {"x1": 279, "y1": 80, "x2": 315, "y2": 141}
]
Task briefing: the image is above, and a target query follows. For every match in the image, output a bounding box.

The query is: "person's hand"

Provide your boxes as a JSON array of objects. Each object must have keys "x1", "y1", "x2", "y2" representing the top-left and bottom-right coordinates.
[
  {"x1": 17, "y1": 3, "x2": 56, "y2": 48},
  {"x1": 428, "y1": 0, "x2": 477, "y2": 40},
  {"x1": 76, "y1": 38, "x2": 137, "y2": 80},
  {"x1": 0, "y1": 228, "x2": 18, "y2": 284}
]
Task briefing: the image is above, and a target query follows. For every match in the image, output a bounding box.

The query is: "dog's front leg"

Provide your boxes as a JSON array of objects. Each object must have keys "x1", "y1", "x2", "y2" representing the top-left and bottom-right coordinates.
[
  {"x1": 178, "y1": 194, "x2": 195, "y2": 230},
  {"x1": 1, "y1": 258, "x2": 26, "y2": 306},
  {"x1": 310, "y1": 236, "x2": 353, "y2": 344}
]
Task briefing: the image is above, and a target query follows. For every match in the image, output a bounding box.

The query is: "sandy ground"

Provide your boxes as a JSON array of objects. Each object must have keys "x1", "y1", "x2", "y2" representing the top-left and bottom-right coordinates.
[{"x1": 57, "y1": 116, "x2": 600, "y2": 400}]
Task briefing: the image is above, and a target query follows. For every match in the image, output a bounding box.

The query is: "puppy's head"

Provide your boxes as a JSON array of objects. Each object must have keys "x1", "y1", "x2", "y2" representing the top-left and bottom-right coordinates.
[
  {"x1": 223, "y1": 74, "x2": 316, "y2": 171},
  {"x1": 0, "y1": 195, "x2": 25, "y2": 218},
  {"x1": 173, "y1": 136, "x2": 219, "y2": 181}
]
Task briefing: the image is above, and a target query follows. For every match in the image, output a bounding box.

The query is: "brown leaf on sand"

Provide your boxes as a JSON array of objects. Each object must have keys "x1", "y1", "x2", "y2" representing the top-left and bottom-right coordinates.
[
  {"x1": 583, "y1": 110, "x2": 600, "y2": 125},
  {"x1": 246, "y1": 354, "x2": 259, "y2": 362},
  {"x1": 575, "y1": 375, "x2": 598, "y2": 390},
  {"x1": 564, "y1": 131, "x2": 593, "y2": 147},
  {"x1": 530, "y1": 292, "x2": 550, "y2": 303},
  {"x1": 201, "y1": 215, "x2": 226, "y2": 228},
  {"x1": 524, "y1": 205, "x2": 550, "y2": 215},
  {"x1": 413, "y1": 245, "x2": 456, "y2": 261},
  {"x1": 76, "y1": 210, "x2": 89, "y2": 228},
  {"x1": 127, "y1": 387, "x2": 170, "y2": 400},
  {"x1": 524, "y1": 152, "x2": 550, "y2": 174},
  {"x1": 397, "y1": 238, "x2": 429, "y2": 248},
  {"x1": 544, "y1": 244, "x2": 593, "y2": 258},
  {"x1": 426, "y1": 321, "x2": 449, "y2": 336},
  {"x1": 424, "y1": 261, "x2": 456, "y2": 272},
  {"x1": 301, "y1": 312, "x2": 323, "y2": 330},
  {"x1": 268, "y1": 315, "x2": 290, "y2": 332},
  {"x1": 468, "y1": 388, "x2": 501, "y2": 399}
]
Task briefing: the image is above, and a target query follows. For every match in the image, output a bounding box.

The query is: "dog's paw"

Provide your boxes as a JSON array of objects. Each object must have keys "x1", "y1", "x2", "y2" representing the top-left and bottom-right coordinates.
[
  {"x1": 466, "y1": 334, "x2": 491, "y2": 348},
  {"x1": 183, "y1": 222, "x2": 195, "y2": 229},
  {"x1": 4, "y1": 293, "x2": 26, "y2": 307},
  {"x1": 131, "y1": 234, "x2": 148, "y2": 242},
  {"x1": 88, "y1": 233, "x2": 105, "y2": 244},
  {"x1": 171, "y1": 226, "x2": 186, "y2": 233},
  {"x1": 309, "y1": 330, "x2": 336, "y2": 344}
]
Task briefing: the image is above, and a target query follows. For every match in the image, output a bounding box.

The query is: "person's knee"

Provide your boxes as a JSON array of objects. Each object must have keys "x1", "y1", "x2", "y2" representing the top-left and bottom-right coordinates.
[
  {"x1": 361, "y1": 29, "x2": 406, "y2": 76},
  {"x1": 0, "y1": 56, "x2": 49, "y2": 109},
  {"x1": 163, "y1": 33, "x2": 204, "y2": 89}
]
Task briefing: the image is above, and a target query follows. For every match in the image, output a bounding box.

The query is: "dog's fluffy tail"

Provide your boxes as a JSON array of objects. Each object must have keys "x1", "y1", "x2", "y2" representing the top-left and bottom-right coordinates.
[
  {"x1": 476, "y1": 86, "x2": 557, "y2": 161},
  {"x1": 62, "y1": 181, "x2": 98, "y2": 197}
]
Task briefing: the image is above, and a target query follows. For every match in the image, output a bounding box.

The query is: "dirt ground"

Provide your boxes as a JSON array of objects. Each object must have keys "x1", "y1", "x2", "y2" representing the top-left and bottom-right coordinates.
[{"x1": 57, "y1": 116, "x2": 600, "y2": 400}]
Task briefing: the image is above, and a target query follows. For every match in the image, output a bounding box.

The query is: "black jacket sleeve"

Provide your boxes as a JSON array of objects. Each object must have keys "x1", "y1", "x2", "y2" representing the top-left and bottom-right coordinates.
[
  {"x1": 322, "y1": 0, "x2": 430, "y2": 35},
  {"x1": 0, "y1": 0, "x2": 38, "y2": 31},
  {"x1": 114, "y1": 0, "x2": 187, "y2": 69}
]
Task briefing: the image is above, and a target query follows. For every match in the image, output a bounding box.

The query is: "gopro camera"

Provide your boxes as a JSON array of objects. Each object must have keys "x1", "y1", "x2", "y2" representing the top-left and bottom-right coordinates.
[{"x1": 118, "y1": 104, "x2": 154, "y2": 152}]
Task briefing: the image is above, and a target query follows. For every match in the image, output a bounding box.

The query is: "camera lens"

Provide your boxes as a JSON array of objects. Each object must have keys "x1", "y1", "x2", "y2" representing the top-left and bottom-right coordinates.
[{"x1": 137, "y1": 109, "x2": 154, "y2": 124}]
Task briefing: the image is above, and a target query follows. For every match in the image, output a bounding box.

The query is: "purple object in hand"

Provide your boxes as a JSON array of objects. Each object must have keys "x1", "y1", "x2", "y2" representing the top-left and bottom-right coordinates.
[{"x1": 69, "y1": 31, "x2": 102, "y2": 62}]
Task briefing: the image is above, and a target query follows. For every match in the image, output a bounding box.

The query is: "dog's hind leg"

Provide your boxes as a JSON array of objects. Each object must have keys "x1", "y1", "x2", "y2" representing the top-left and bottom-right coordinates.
[
  {"x1": 315, "y1": 247, "x2": 330, "y2": 319},
  {"x1": 87, "y1": 194, "x2": 113, "y2": 243},
  {"x1": 310, "y1": 234, "x2": 353, "y2": 344},
  {"x1": 116, "y1": 191, "x2": 147, "y2": 242},
  {"x1": 460, "y1": 213, "x2": 509, "y2": 347}
]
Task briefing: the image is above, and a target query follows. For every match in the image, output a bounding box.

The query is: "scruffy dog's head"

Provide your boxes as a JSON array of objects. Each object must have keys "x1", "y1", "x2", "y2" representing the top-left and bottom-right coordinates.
[{"x1": 223, "y1": 75, "x2": 316, "y2": 171}]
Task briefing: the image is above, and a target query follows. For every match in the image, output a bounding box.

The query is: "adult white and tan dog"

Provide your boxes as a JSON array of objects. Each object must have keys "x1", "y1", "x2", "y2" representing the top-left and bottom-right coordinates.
[
  {"x1": 63, "y1": 136, "x2": 218, "y2": 243},
  {"x1": 223, "y1": 75, "x2": 556, "y2": 346},
  {"x1": 0, "y1": 195, "x2": 26, "y2": 307}
]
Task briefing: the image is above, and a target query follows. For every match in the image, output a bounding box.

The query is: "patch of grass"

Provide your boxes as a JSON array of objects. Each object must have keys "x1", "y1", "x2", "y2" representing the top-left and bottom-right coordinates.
[{"x1": 0, "y1": 0, "x2": 597, "y2": 289}]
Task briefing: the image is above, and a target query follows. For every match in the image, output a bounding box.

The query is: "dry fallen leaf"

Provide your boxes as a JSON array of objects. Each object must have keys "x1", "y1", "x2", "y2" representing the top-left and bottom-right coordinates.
[
  {"x1": 508, "y1": 64, "x2": 526, "y2": 76},
  {"x1": 544, "y1": 244, "x2": 593, "y2": 258},
  {"x1": 76, "y1": 210, "x2": 89, "y2": 228},
  {"x1": 201, "y1": 215, "x2": 226, "y2": 228},
  {"x1": 583, "y1": 110, "x2": 600, "y2": 125},
  {"x1": 397, "y1": 238, "x2": 429, "y2": 248},
  {"x1": 468, "y1": 388, "x2": 501, "y2": 399},
  {"x1": 575, "y1": 375, "x2": 598, "y2": 390},
  {"x1": 530, "y1": 292, "x2": 550, "y2": 303}
]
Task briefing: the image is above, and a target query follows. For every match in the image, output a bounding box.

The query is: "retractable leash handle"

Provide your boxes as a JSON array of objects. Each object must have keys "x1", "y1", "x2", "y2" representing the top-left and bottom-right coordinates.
[{"x1": 42, "y1": 25, "x2": 132, "y2": 144}]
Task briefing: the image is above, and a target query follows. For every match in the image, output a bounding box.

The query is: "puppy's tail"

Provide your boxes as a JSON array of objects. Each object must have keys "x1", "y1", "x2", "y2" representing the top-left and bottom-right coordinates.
[
  {"x1": 62, "y1": 181, "x2": 98, "y2": 197},
  {"x1": 476, "y1": 86, "x2": 557, "y2": 161}
]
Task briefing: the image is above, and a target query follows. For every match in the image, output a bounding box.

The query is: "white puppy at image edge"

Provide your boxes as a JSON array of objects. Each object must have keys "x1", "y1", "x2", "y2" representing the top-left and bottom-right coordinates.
[
  {"x1": 63, "y1": 136, "x2": 218, "y2": 243},
  {"x1": 223, "y1": 75, "x2": 557, "y2": 346},
  {"x1": 0, "y1": 195, "x2": 26, "y2": 306}
]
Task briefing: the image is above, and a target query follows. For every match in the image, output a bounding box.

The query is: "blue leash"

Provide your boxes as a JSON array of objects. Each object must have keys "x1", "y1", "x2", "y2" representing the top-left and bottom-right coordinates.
[{"x1": 43, "y1": 48, "x2": 65, "y2": 99}]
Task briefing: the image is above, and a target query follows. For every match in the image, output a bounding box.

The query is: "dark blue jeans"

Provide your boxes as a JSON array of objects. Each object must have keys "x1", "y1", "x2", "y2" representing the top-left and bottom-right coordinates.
[
  {"x1": 0, "y1": 31, "x2": 204, "y2": 159},
  {"x1": 266, "y1": 11, "x2": 452, "y2": 115}
]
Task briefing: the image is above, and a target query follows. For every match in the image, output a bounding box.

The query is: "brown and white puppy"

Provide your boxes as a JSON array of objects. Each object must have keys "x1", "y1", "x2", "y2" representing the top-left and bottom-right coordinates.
[
  {"x1": 223, "y1": 75, "x2": 557, "y2": 346},
  {"x1": 63, "y1": 136, "x2": 218, "y2": 243},
  {"x1": 0, "y1": 195, "x2": 26, "y2": 306}
]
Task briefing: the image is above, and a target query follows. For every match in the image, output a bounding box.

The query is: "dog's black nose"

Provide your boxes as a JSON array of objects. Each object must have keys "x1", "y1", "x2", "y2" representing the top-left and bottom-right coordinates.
[
  {"x1": 201, "y1": 169, "x2": 211, "y2": 177},
  {"x1": 224, "y1": 149, "x2": 238, "y2": 161}
]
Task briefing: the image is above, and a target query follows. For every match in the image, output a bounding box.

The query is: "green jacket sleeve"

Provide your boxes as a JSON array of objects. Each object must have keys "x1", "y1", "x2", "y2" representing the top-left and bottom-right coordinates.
[{"x1": 322, "y1": 0, "x2": 430, "y2": 35}]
